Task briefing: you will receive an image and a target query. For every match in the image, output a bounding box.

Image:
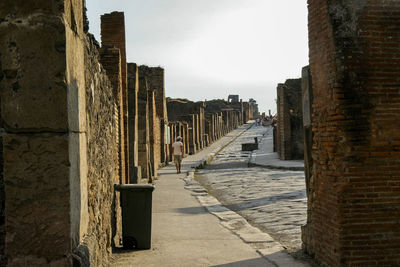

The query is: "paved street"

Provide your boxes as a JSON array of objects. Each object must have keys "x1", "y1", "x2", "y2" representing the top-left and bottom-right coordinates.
[{"x1": 196, "y1": 124, "x2": 307, "y2": 255}]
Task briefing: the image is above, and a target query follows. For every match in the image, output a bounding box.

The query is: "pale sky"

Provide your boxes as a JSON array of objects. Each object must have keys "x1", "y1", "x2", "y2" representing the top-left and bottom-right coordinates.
[{"x1": 86, "y1": 0, "x2": 309, "y2": 114}]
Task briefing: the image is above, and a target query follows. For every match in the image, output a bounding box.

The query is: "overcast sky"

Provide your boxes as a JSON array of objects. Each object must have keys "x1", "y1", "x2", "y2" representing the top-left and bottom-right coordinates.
[{"x1": 86, "y1": 0, "x2": 309, "y2": 114}]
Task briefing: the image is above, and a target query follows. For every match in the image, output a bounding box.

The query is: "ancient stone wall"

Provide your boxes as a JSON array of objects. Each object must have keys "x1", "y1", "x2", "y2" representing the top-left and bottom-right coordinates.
[
  {"x1": 0, "y1": 1, "x2": 73, "y2": 265},
  {"x1": 0, "y1": 1, "x2": 120, "y2": 265},
  {"x1": 83, "y1": 36, "x2": 120, "y2": 266},
  {"x1": 306, "y1": 0, "x2": 400, "y2": 265},
  {"x1": 276, "y1": 79, "x2": 304, "y2": 160},
  {"x1": 98, "y1": 47, "x2": 123, "y2": 184},
  {"x1": 0, "y1": 119, "x2": 4, "y2": 265}
]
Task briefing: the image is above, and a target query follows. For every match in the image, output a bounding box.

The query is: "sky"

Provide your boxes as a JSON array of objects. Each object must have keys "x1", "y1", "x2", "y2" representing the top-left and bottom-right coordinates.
[{"x1": 86, "y1": 0, "x2": 309, "y2": 114}]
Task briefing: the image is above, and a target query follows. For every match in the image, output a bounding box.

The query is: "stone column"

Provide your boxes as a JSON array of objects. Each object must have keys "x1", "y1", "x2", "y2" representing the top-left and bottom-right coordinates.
[
  {"x1": 101, "y1": 11, "x2": 129, "y2": 184},
  {"x1": 127, "y1": 63, "x2": 141, "y2": 183},
  {"x1": 148, "y1": 90, "x2": 158, "y2": 180},
  {"x1": 137, "y1": 68, "x2": 150, "y2": 182},
  {"x1": 301, "y1": 65, "x2": 314, "y2": 255}
]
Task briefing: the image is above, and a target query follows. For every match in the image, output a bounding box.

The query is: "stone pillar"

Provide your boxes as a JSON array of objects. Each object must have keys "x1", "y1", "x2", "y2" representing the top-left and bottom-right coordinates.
[
  {"x1": 307, "y1": 1, "x2": 400, "y2": 265},
  {"x1": 141, "y1": 67, "x2": 165, "y2": 168},
  {"x1": 187, "y1": 115, "x2": 197, "y2": 155},
  {"x1": 148, "y1": 90, "x2": 158, "y2": 179},
  {"x1": 137, "y1": 68, "x2": 150, "y2": 181},
  {"x1": 127, "y1": 63, "x2": 141, "y2": 183},
  {"x1": 101, "y1": 11, "x2": 129, "y2": 184},
  {"x1": 301, "y1": 65, "x2": 314, "y2": 255},
  {"x1": 276, "y1": 79, "x2": 304, "y2": 160}
]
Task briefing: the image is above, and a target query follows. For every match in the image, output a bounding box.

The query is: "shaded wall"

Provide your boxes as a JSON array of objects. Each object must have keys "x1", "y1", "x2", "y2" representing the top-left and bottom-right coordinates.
[
  {"x1": 306, "y1": 0, "x2": 400, "y2": 265},
  {"x1": 0, "y1": 1, "x2": 119, "y2": 265},
  {"x1": 276, "y1": 79, "x2": 304, "y2": 160},
  {"x1": 127, "y1": 63, "x2": 141, "y2": 183}
]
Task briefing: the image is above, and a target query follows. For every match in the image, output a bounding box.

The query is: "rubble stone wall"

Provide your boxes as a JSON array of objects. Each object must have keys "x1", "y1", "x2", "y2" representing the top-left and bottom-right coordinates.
[
  {"x1": 307, "y1": 0, "x2": 400, "y2": 265},
  {"x1": 84, "y1": 37, "x2": 119, "y2": 267}
]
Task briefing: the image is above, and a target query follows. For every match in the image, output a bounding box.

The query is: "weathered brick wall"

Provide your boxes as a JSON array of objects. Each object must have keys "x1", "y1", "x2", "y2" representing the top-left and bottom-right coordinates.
[
  {"x1": 101, "y1": 11, "x2": 129, "y2": 184},
  {"x1": 276, "y1": 79, "x2": 303, "y2": 160},
  {"x1": 307, "y1": 0, "x2": 400, "y2": 265}
]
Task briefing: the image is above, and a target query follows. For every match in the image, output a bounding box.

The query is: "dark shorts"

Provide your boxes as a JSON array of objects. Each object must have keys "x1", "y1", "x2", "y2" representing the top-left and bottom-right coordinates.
[{"x1": 174, "y1": 155, "x2": 182, "y2": 164}]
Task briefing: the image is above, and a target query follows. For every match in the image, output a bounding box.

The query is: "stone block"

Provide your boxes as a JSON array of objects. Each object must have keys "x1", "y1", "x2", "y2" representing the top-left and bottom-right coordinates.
[
  {"x1": 0, "y1": 20, "x2": 68, "y2": 132},
  {"x1": 3, "y1": 133, "x2": 71, "y2": 262}
]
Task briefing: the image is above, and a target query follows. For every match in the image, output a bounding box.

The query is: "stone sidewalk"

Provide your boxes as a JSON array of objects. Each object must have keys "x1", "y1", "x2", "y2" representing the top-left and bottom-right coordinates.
[
  {"x1": 111, "y1": 123, "x2": 308, "y2": 266},
  {"x1": 248, "y1": 126, "x2": 304, "y2": 171}
]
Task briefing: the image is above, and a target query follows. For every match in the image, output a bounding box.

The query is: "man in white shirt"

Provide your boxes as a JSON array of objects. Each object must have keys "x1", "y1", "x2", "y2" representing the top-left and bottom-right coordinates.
[{"x1": 172, "y1": 136, "x2": 184, "y2": 174}]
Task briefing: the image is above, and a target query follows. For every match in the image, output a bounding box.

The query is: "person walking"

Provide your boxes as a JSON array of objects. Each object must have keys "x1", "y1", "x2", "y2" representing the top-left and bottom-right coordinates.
[{"x1": 172, "y1": 136, "x2": 184, "y2": 174}]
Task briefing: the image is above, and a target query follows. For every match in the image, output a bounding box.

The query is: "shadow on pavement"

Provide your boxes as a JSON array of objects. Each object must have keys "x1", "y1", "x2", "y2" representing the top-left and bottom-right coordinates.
[
  {"x1": 176, "y1": 189, "x2": 305, "y2": 215},
  {"x1": 175, "y1": 206, "x2": 208, "y2": 214},
  {"x1": 210, "y1": 256, "x2": 271, "y2": 267}
]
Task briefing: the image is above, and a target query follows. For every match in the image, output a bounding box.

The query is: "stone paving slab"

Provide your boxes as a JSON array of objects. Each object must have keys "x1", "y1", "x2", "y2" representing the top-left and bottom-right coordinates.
[{"x1": 195, "y1": 124, "x2": 308, "y2": 256}]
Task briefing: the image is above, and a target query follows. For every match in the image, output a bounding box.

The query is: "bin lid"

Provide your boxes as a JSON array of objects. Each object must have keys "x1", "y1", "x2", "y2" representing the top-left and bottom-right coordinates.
[{"x1": 115, "y1": 184, "x2": 155, "y2": 191}]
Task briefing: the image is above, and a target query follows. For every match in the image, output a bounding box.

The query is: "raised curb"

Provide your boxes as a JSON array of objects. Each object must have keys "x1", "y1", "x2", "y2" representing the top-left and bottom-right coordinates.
[{"x1": 182, "y1": 125, "x2": 309, "y2": 267}]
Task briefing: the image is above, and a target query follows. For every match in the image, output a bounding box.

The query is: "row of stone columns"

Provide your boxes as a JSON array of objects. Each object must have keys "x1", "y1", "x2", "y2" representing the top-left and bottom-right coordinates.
[
  {"x1": 166, "y1": 100, "x2": 246, "y2": 159},
  {"x1": 98, "y1": 12, "x2": 169, "y2": 184}
]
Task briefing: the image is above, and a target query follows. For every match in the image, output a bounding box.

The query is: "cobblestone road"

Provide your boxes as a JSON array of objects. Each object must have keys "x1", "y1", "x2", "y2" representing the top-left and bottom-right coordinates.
[{"x1": 196, "y1": 124, "x2": 307, "y2": 254}]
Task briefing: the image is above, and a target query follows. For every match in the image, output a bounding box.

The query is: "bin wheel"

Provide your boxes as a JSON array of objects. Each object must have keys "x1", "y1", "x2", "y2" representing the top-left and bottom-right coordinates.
[{"x1": 123, "y1": 236, "x2": 137, "y2": 250}]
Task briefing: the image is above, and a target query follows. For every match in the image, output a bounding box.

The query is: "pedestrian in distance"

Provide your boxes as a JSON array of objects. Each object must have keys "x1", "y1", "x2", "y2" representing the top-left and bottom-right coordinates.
[{"x1": 172, "y1": 136, "x2": 184, "y2": 174}]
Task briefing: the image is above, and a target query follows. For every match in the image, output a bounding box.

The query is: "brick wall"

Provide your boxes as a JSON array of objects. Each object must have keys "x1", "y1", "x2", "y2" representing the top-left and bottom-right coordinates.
[
  {"x1": 101, "y1": 11, "x2": 129, "y2": 184},
  {"x1": 276, "y1": 79, "x2": 304, "y2": 160},
  {"x1": 307, "y1": 0, "x2": 400, "y2": 265}
]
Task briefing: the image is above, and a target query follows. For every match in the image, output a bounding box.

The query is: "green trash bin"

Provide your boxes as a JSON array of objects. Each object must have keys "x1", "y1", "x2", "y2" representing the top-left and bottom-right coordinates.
[{"x1": 115, "y1": 184, "x2": 155, "y2": 249}]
